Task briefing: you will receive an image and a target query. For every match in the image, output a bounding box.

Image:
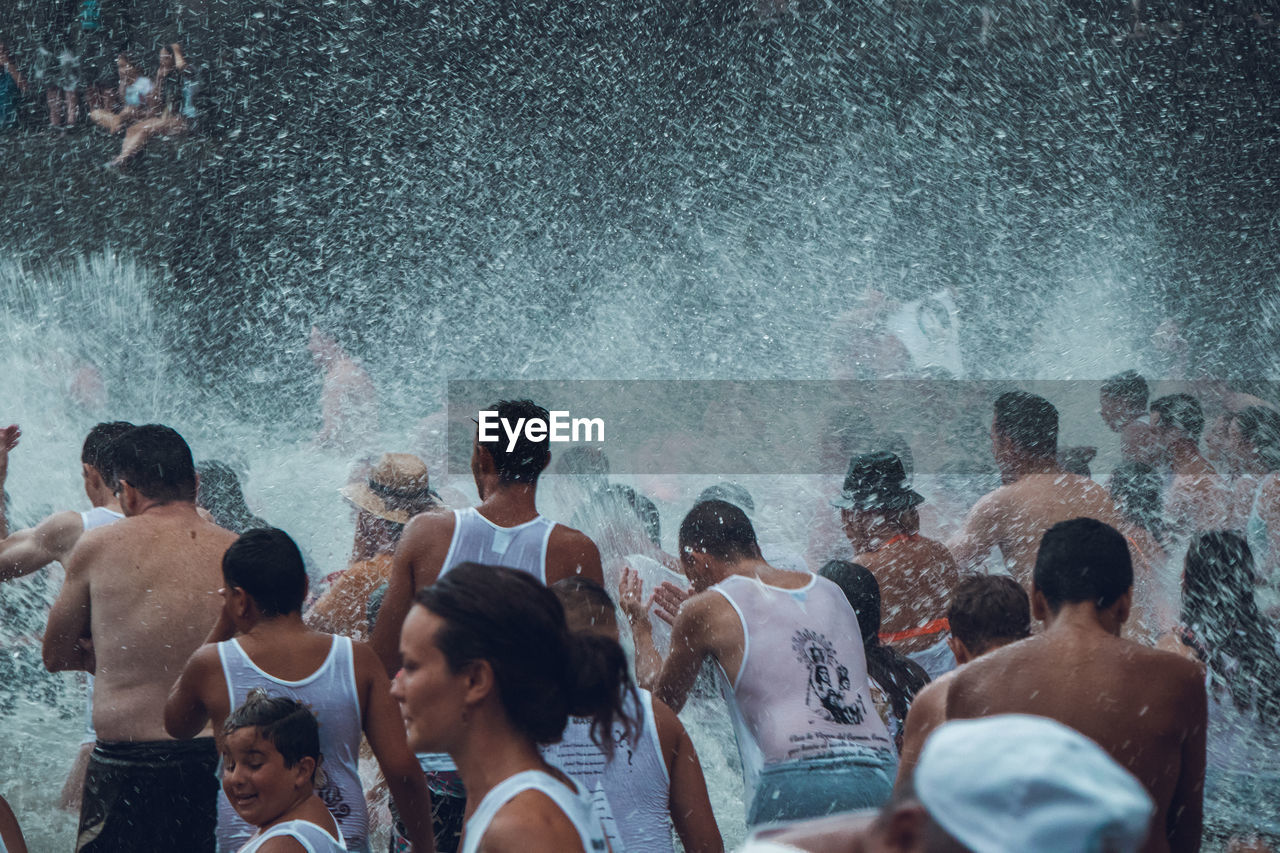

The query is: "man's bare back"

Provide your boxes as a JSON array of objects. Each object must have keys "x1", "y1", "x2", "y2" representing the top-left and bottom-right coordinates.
[
  {"x1": 45, "y1": 504, "x2": 237, "y2": 741},
  {"x1": 855, "y1": 537, "x2": 957, "y2": 653},
  {"x1": 945, "y1": 627, "x2": 1206, "y2": 853},
  {"x1": 948, "y1": 472, "x2": 1132, "y2": 585}
]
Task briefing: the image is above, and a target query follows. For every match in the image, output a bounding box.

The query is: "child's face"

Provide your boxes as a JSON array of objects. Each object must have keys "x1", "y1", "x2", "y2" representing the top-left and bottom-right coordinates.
[{"x1": 221, "y1": 727, "x2": 311, "y2": 827}]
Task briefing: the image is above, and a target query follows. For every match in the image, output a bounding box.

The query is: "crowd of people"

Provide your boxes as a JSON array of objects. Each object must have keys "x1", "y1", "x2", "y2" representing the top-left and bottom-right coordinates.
[{"x1": 0, "y1": 375, "x2": 1279, "y2": 852}]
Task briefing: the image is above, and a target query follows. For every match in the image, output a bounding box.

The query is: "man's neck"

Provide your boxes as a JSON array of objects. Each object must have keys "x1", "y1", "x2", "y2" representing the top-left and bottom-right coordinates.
[
  {"x1": 241, "y1": 612, "x2": 310, "y2": 637},
  {"x1": 128, "y1": 498, "x2": 199, "y2": 519},
  {"x1": 1045, "y1": 602, "x2": 1124, "y2": 638},
  {"x1": 476, "y1": 482, "x2": 540, "y2": 520},
  {"x1": 1002, "y1": 455, "x2": 1061, "y2": 484}
]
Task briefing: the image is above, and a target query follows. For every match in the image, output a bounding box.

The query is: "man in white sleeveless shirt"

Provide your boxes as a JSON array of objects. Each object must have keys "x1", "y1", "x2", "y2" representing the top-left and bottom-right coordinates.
[
  {"x1": 0, "y1": 421, "x2": 134, "y2": 810},
  {"x1": 624, "y1": 499, "x2": 898, "y2": 827},
  {"x1": 371, "y1": 398, "x2": 605, "y2": 852}
]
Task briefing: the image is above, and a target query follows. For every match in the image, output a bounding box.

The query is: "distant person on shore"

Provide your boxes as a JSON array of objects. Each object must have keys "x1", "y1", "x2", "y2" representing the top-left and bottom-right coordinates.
[
  {"x1": 834, "y1": 451, "x2": 959, "y2": 677},
  {"x1": 43, "y1": 424, "x2": 238, "y2": 851},
  {"x1": 196, "y1": 460, "x2": 268, "y2": 534},
  {"x1": 99, "y1": 43, "x2": 192, "y2": 168},
  {"x1": 625, "y1": 500, "x2": 897, "y2": 827},
  {"x1": 894, "y1": 573, "x2": 1030, "y2": 786},
  {"x1": 740, "y1": 715, "x2": 1154, "y2": 853},
  {"x1": 309, "y1": 325, "x2": 379, "y2": 449},
  {"x1": 0, "y1": 42, "x2": 28, "y2": 131},
  {"x1": 947, "y1": 391, "x2": 1135, "y2": 587},
  {"x1": 945, "y1": 518, "x2": 1207, "y2": 853},
  {"x1": 1149, "y1": 393, "x2": 1231, "y2": 537},
  {"x1": 88, "y1": 52, "x2": 149, "y2": 134}
]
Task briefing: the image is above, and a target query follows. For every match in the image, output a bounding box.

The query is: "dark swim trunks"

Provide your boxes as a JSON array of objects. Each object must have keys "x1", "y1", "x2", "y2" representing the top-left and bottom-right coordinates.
[{"x1": 77, "y1": 737, "x2": 218, "y2": 852}]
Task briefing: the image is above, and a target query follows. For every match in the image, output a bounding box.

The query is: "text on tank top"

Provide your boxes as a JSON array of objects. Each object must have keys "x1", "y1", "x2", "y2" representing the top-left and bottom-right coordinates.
[
  {"x1": 417, "y1": 507, "x2": 558, "y2": 776},
  {"x1": 542, "y1": 688, "x2": 672, "y2": 853},
  {"x1": 711, "y1": 574, "x2": 893, "y2": 796},
  {"x1": 216, "y1": 635, "x2": 367, "y2": 852},
  {"x1": 440, "y1": 507, "x2": 555, "y2": 584},
  {"x1": 80, "y1": 506, "x2": 124, "y2": 744},
  {"x1": 236, "y1": 819, "x2": 347, "y2": 853},
  {"x1": 462, "y1": 770, "x2": 609, "y2": 853}
]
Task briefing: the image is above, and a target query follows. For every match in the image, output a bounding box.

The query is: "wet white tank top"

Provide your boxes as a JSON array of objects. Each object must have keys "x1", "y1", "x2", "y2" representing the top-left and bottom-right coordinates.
[
  {"x1": 417, "y1": 507, "x2": 558, "y2": 776},
  {"x1": 237, "y1": 819, "x2": 347, "y2": 853},
  {"x1": 711, "y1": 574, "x2": 893, "y2": 796},
  {"x1": 542, "y1": 689, "x2": 671, "y2": 853},
  {"x1": 439, "y1": 506, "x2": 556, "y2": 584},
  {"x1": 80, "y1": 506, "x2": 124, "y2": 744},
  {"x1": 462, "y1": 770, "x2": 609, "y2": 853},
  {"x1": 216, "y1": 636, "x2": 366, "y2": 853}
]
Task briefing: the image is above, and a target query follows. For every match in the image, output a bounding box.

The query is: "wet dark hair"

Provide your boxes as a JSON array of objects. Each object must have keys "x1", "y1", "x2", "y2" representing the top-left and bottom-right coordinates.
[
  {"x1": 478, "y1": 400, "x2": 552, "y2": 484},
  {"x1": 197, "y1": 460, "x2": 268, "y2": 533},
  {"x1": 415, "y1": 563, "x2": 637, "y2": 752},
  {"x1": 819, "y1": 561, "x2": 929, "y2": 729},
  {"x1": 696, "y1": 482, "x2": 754, "y2": 514},
  {"x1": 993, "y1": 392, "x2": 1058, "y2": 457},
  {"x1": 81, "y1": 422, "x2": 135, "y2": 485},
  {"x1": 1101, "y1": 370, "x2": 1149, "y2": 411},
  {"x1": 1235, "y1": 406, "x2": 1280, "y2": 473},
  {"x1": 552, "y1": 576, "x2": 619, "y2": 630},
  {"x1": 678, "y1": 499, "x2": 762, "y2": 562},
  {"x1": 1033, "y1": 518, "x2": 1132, "y2": 612},
  {"x1": 947, "y1": 574, "x2": 1031, "y2": 655},
  {"x1": 1150, "y1": 393, "x2": 1204, "y2": 442},
  {"x1": 223, "y1": 689, "x2": 321, "y2": 774},
  {"x1": 1107, "y1": 461, "x2": 1166, "y2": 543},
  {"x1": 1181, "y1": 532, "x2": 1280, "y2": 724},
  {"x1": 222, "y1": 528, "x2": 308, "y2": 617},
  {"x1": 111, "y1": 424, "x2": 198, "y2": 503}
]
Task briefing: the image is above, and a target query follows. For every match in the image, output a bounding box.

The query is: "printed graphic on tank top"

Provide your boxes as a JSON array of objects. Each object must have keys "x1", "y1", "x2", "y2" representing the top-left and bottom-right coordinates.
[
  {"x1": 417, "y1": 507, "x2": 558, "y2": 776},
  {"x1": 462, "y1": 769, "x2": 608, "y2": 853},
  {"x1": 216, "y1": 635, "x2": 367, "y2": 853},
  {"x1": 542, "y1": 688, "x2": 672, "y2": 853},
  {"x1": 711, "y1": 574, "x2": 893, "y2": 797}
]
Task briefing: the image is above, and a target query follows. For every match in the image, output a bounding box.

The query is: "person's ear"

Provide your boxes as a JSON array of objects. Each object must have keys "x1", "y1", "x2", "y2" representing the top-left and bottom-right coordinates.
[
  {"x1": 1114, "y1": 588, "x2": 1133, "y2": 626},
  {"x1": 1030, "y1": 584, "x2": 1051, "y2": 623},
  {"x1": 463, "y1": 658, "x2": 495, "y2": 707},
  {"x1": 947, "y1": 635, "x2": 970, "y2": 666},
  {"x1": 292, "y1": 755, "x2": 316, "y2": 789},
  {"x1": 881, "y1": 803, "x2": 929, "y2": 852}
]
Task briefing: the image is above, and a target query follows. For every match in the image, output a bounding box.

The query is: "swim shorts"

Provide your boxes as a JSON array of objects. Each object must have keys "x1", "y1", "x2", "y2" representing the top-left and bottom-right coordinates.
[{"x1": 77, "y1": 737, "x2": 218, "y2": 852}]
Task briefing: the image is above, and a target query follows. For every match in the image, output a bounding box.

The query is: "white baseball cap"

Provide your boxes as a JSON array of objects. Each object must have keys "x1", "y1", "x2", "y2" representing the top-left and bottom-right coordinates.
[{"x1": 915, "y1": 715, "x2": 1155, "y2": 853}]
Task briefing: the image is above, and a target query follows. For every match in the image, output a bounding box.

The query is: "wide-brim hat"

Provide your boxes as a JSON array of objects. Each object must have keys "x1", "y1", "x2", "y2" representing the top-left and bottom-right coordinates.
[
  {"x1": 830, "y1": 450, "x2": 925, "y2": 512},
  {"x1": 341, "y1": 452, "x2": 436, "y2": 524}
]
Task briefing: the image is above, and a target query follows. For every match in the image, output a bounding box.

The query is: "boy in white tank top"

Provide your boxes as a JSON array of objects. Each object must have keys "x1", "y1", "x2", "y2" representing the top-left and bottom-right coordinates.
[{"x1": 624, "y1": 500, "x2": 897, "y2": 826}]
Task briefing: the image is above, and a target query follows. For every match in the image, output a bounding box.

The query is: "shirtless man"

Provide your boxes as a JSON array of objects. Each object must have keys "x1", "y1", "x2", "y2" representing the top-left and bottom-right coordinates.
[
  {"x1": 1102, "y1": 370, "x2": 1158, "y2": 464},
  {"x1": 835, "y1": 451, "x2": 959, "y2": 678},
  {"x1": 624, "y1": 500, "x2": 897, "y2": 827},
  {"x1": 946, "y1": 391, "x2": 1135, "y2": 587},
  {"x1": 0, "y1": 421, "x2": 133, "y2": 810},
  {"x1": 370, "y1": 398, "x2": 604, "y2": 852},
  {"x1": 309, "y1": 325, "x2": 379, "y2": 449},
  {"x1": 43, "y1": 424, "x2": 239, "y2": 851},
  {"x1": 1149, "y1": 393, "x2": 1231, "y2": 537},
  {"x1": 894, "y1": 574, "x2": 1030, "y2": 786},
  {"x1": 944, "y1": 518, "x2": 1206, "y2": 853}
]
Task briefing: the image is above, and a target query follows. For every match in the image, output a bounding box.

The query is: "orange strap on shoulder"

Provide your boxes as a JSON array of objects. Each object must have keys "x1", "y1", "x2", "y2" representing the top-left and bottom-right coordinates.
[{"x1": 879, "y1": 617, "x2": 950, "y2": 645}]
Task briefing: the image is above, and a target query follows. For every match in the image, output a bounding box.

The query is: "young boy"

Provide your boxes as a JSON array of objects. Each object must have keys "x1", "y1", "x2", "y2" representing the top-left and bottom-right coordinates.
[{"x1": 222, "y1": 691, "x2": 346, "y2": 853}]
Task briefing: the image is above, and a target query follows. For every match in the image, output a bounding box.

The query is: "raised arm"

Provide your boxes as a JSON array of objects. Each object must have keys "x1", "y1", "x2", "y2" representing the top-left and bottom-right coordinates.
[
  {"x1": 42, "y1": 533, "x2": 96, "y2": 673},
  {"x1": 0, "y1": 424, "x2": 21, "y2": 539},
  {"x1": 653, "y1": 595, "x2": 725, "y2": 713},
  {"x1": 653, "y1": 697, "x2": 723, "y2": 853},
  {"x1": 945, "y1": 491, "x2": 1004, "y2": 572},
  {"x1": 355, "y1": 642, "x2": 435, "y2": 853},
  {"x1": 371, "y1": 511, "x2": 452, "y2": 676},
  {"x1": 0, "y1": 510, "x2": 83, "y2": 581}
]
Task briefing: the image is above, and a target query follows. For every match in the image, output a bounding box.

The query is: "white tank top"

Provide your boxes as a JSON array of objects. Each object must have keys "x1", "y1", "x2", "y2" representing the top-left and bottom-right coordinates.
[
  {"x1": 711, "y1": 574, "x2": 893, "y2": 797},
  {"x1": 440, "y1": 507, "x2": 555, "y2": 584},
  {"x1": 417, "y1": 507, "x2": 558, "y2": 776},
  {"x1": 237, "y1": 819, "x2": 347, "y2": 853},
  {"x1": 462, "y1": 770, "x2": 609, "y2": 853},
  {"x1": 79, "y1": 506, "x2": 123, "y2": 745},
  {"x1": 542, "y1": 689, "x2": 671, "y2": 853},
  {"x1": 216, "y1": 636, "x2": 367, "y2": 853}
]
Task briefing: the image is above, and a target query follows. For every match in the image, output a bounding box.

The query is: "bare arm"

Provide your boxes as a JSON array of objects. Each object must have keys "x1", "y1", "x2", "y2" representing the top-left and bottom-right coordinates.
[
  {"x1": 654, "y1": 596, "x2": 723, "y2": 713},
  {"x1": 653, "y1": 698, "x2": 723, "y2": 853},
  {"x1": 371, "y1": 513, "x2": 450, "y2": 676},
  {"x1": 0, "y1": 510, "x2": 83, "y2": 581},
  {"x1": 42, "y1": 533, "x2": 96, "y2": 673},
  {"x1": 164, "y1": 645, "x2": 220, "y2": 739},
  {"x1": 545, "y1": 526, "x2": 604, "y2": 587},
  {"x1": 0, "y1": 424, "x2": 20, "y2": 539},
  {"x1": 619, "y1": 566, "x2": 665, "y2": 689},
  {"x1": 1168, "y1": 666, "x2": 1207, "y2": 853},
  {"x1": 355, "y1": 642, "x2": 435, "y2": 853},
  {"x1": 945, "y1": 492, "x2": 1004, "y2": 572},
  {"x1": 893, "y1": 677, "x2": 949, "y2": 791},
  {"x1": 478, "y1": 796, "x2": 589, "y2": 853},
  {"x1": 0, "y1": 793, "x2": 28, "y2": 853}
]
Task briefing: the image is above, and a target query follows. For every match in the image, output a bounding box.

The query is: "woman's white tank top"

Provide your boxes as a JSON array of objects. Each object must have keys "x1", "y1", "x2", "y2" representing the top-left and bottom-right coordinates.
[
  {"x1": 542, "y1": 689, "x2": 671, "y2": 853},
  {"x1": 236, "y1": 818, "x2": 347, "y2": 853},
  {"x1": 216, "y1": 636, "x2": 367, "y2": 853},
  {"x1": 710, "y1": 574, "x2": 893, "y2": 797},
  {"x1": 462, "y1": 770, "x2": 609, "y2": 853}
]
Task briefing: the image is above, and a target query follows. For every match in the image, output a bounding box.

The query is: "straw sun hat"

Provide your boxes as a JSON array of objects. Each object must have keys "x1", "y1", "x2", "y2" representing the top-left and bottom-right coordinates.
[{"x1": 341, "y1": 453, "x2": 437, "y2": 524}]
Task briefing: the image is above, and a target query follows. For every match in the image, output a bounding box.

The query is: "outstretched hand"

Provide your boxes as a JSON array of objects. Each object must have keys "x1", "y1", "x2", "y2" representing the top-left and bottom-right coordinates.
[
  {"x1": 619, "y1": 566, "x2": 651, "y2": 627},
  {"x1": 0, "y1": 424, "x2": 21, "y2": 481},
  {"x1": 651, "y1": 581, "x2": 691, "y2": 625}
]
